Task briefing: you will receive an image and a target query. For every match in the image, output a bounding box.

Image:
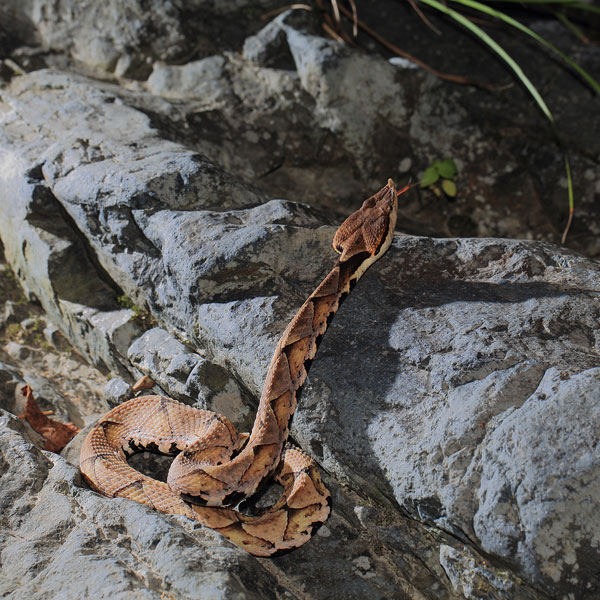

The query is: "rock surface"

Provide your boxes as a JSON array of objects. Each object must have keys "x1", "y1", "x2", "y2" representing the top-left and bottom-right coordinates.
[
  {"x1": 1, "y1": 3, "x2": 599, "y2": 599},
  {"x1": 294, "y1": 236, "x2": 600, "y2": 598},
  {"x1": 0, "y1": 411, "x2": 291, "y2": 600}
]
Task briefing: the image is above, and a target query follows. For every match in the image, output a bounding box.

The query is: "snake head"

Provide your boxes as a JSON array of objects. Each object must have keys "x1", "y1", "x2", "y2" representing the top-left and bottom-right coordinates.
[{"x1": 333, "y1": 179, "x2": 400, "y2": 262}]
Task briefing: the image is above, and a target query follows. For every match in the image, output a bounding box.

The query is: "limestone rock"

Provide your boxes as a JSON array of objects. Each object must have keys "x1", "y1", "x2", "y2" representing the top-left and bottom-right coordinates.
[
  {"x1": 0, "y1": 0, "x2": 187, "y2": 76},
  {"x1": 147, "y1": 56, "x2": 231, "y2": 105},
  {"x1": 127, "y1": 328, "x2": 247, "y2": 423},
  {"x1": 0, "y1": 361, "x2": 24, "y2": 413},
  {"x1": 293, "y1": 236, "x2": 600, "y2": 597},
  {"x1": 1, "y1": 4, "x2": 599, "y2": 599},
  {"x1": 0, "y1": 411, "x2": 289, "y2": 600},
  {"x1": 1, "y1": 300, "x2": 18, "y2": 326},
  {"x1": 1, "y1": 406, "x2": 463, "y2": 600},
  {"x1": 440, "y1": 544, "x2": 529, "y2": 600}
]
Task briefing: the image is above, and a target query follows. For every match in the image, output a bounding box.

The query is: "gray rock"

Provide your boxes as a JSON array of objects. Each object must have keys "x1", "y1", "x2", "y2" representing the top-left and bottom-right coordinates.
[
  {"x1": 1, "y1": 406, "x2": 463, "y2": 600},
  {"x1": 58, "y1": 303, "x2": 143, "y2": 376},
  {"x1": 1, "y1": 64, "x2": 595, "y2": 597},
  {"x1": 1, "y1": 300, "x2": 18, "y2": 326},
  {"x1": 42, "y1": 323, "x2": 60, "y2": 347},
  {"x1": 127, "y1": 328, "x2": 203, "y2": 402},
  {"x1": 1, "y1": 6, "x2": 599, "y2": 598},
  {"x1": 147, "y1": 56, "x2": 231, "y2": 104},
  {"x1": 0, "y1": 361, "x2": 24, "y2": 413},
  {"x1": 0, "y1": 410, "x2": 288, "y2": 600},
  {"x1": 4, "y1": 341, "x2": 30, "y2": 361},
  {"x1": 0, "y1": 84, "x2": 141, "y2": 374},
  {"x1": 127, "y1": 328, "x2": 247, "y2": 422},
  {"x1": 19, "y1": 317, "x2": 38, "y2": 330},
  {"x1": 243, "y1": 17, "x2": 290, "y2": 67},
  {"x1": 440, "y1": 544, "x2": 530, "y2": 600},
  {"x1": 238, "y1": 11, "x2": 600, "y2": 256},
  {"x1": 293, "y1": 236, "x2": 600, "y2": 598},
  {"x1": 0, "y1": 361, "x2": 21, "y2": 386},
  {"x1": 241, "y1": 10, "x2": 409, "y2": 179},
  {"x1": 0, "y1": 411, "x2": 51, "y2": 516},
  {"x1": 472, "y1": 367, "x2": 600, "y2": 596},
  {"x1": 277, "y1": 14, "x2": 409, "y2": 175},
  {"x1": 0, "y1": 70, "x2": 268, "y2": 330},
  {"x1": 103, "y1": 377, "x2": 132, "y2": 409},
  {"x1": 0, "y1": 0, "x2": 188, "y2": 75},
  {"x1": 113, "y1": 53, "x2": 134, "y2": 78}
]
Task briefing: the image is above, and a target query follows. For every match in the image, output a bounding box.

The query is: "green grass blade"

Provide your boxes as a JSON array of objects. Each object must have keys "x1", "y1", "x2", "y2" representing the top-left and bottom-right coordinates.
[
  {"x1": 554, "y1": 10, "x2": 589, "y2": 43},
  {"x1": 480, "y1": 0, "x2": 579, "y2": 4},
  {"x1": 448, "y1": 0, "x2": 600, "y2": 94},
  {"x1": 482, "y1": 0, "x2": 600, "y2": 12},
  {"x1": 419, "y1": 0, "x2": 577, "y2": 244},
  {"x1": 568, "y1": 2, "x2": 600, "y2": 14},
  {"x1": 561, "y1": 149, "x2": 574, "y2": 244},
  {"x1": 419, "y1": 0, "x2": 554, "y2": 121}
]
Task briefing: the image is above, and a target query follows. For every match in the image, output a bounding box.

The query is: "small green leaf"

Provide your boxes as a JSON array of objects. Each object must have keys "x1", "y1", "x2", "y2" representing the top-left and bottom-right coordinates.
[
  {"x1": 420, "y1": 166, "x2": 440, "y2": 187},
  {"x1": 437, "y1": 158, "x2": 457, "y2": 179},
  {"x1": 441, "y1": 179, "x2": 457, "y2": 197}
]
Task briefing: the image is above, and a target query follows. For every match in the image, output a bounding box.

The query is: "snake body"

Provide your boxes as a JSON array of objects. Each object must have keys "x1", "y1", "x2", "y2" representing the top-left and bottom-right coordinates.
[{"x1": 80, "y1": 179, "x2": 401, "y2": 556}]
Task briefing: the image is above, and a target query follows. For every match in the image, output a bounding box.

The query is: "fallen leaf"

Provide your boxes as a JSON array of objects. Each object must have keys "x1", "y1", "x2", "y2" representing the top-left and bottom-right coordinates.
[
  {"x1": 132, "y1": 375, "x2": 155, "y2": 392},
  {"x1": 20, "y1": 385, "x2": 80, "y2": 453}
]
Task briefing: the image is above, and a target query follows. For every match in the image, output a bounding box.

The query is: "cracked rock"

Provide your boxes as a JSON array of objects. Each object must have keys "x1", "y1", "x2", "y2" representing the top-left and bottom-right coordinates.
[
  {"x1": 0, "y1": 4, "x2": 599, "y2": 599},
  {"x1": 126, "y1": 328, "x2": 246, "y2": 420}
]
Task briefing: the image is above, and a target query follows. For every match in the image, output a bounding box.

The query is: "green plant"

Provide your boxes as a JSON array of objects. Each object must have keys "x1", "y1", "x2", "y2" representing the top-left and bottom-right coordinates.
[
  {"x1": 116, "y1": 294, "x2": 135, "y2": 310},
  {"x1": 116, "y1": 294, "x2": 157, "y2": 328},
  {"x1": 0, "y1": 266, "x2": 28, "y2": 305},
  {"x1": 420, "y1": 158, "x2": 458, "y2": 198},
  {"x1": 27, "y1": 316, "x2": 57, "y2": 353},
  {"x1": 5, "y1": 322, "x2": 22, "y2": 340},
  {"x1": 416, "y1": 0, "x2": 592, "y2": 242},
  {"x1": 28, "y1": 315, "x2": 44, "y2": 332},
  {"x1": 320, "y1": 0, "x2": 600, "y2": 244}
]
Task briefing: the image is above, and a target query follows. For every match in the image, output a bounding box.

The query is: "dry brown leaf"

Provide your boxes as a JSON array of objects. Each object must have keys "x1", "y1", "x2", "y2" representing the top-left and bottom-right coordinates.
[{"x1": 20, "y1": 385, "x2": 80, "y2": 453}]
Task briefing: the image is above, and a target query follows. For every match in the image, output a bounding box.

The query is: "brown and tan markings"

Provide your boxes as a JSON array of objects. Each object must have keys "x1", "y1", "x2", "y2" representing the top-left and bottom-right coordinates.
[{"x1": 80, "y1": 179, "x2": 406, "y2": 556}]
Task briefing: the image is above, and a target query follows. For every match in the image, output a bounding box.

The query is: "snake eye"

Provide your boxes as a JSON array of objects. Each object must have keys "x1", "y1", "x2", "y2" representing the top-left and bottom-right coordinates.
[{"x1": 334, "y1": 244, "x2": 343, "y2": 254}]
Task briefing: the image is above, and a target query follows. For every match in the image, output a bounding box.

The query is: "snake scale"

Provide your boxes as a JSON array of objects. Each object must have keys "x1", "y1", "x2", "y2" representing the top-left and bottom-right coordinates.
[{"x1": 80, "y1": 179, "x2": 404, "y2": 556}]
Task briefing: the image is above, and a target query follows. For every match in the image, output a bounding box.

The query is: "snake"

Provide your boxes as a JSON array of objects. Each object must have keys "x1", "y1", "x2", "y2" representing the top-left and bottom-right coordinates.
[{"x1": 80, "y1": 179, "x2": 403, "y2": 556}]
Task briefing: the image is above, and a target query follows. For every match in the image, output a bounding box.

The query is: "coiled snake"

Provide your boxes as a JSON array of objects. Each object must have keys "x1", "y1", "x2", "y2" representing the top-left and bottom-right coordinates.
[{"x1": 80, "y1": 179, "x2": 404, "y2": 556}]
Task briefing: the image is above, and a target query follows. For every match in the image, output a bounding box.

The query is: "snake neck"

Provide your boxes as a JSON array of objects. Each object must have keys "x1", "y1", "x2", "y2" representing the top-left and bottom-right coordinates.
[
  {"x1": 236, "y1": 250, "x2": 374, "y2": 492},
  {"x1": 173, "y1": 181, "x2": 399, "y2": 506},
  {"x1": 166, "y1": 249, "x2": 384, "y2": 507}
]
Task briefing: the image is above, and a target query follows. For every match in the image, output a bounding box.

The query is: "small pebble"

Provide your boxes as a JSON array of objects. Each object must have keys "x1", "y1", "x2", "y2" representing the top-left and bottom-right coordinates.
[
  {"x1": 43, "y1": 325, "x2": 60, "y2": 347},
  {"x1": 388, "y1": 57, "x2": 419, "y2": 70},
  {"x1": 316, "y1": 525, "x2": 331, "y2": 538},
  {"x1": 398, "y1": 157, "x2": 412, "y2": 173},
  {"x1": 353, "y1": 555, "x2": 371, "y2": 571},
  {"x1": 5, "y1": 341, "x2": 30, "y2": 360},
  {"x1": 20, "y1": 317, "x2": 38, "y2": 330},
  {"x1": 353, "y1": 505, "x2": 375, "y2": 527},
  {"x1": 1, "y1": 301, "x2": 17, "y2": 325},
  {"x1": 103, "y1": 377, "x2": 132, "y2": 408}
]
